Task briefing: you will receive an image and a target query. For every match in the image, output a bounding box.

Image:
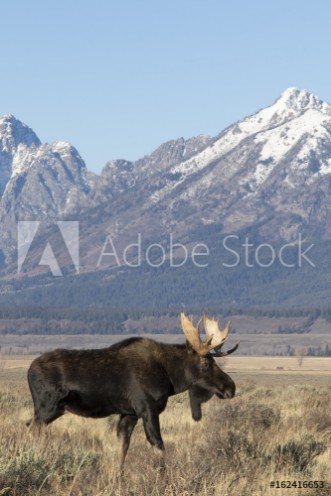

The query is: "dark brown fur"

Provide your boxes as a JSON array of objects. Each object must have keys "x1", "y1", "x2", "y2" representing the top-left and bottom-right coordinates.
[{"x1": 27, "y1": 337, "x2": 236, "y2": 468}]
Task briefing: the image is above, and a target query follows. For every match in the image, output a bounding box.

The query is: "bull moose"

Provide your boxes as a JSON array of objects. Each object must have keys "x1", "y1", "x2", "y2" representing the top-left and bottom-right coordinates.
[{"x1": 27, "y1": 313, "x2": 239, "y2": 469}]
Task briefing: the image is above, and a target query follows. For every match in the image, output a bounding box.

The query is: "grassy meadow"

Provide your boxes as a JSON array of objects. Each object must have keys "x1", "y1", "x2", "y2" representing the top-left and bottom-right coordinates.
[{"x1": 0, "y1": 358, "x2": 330, "y2": 496}]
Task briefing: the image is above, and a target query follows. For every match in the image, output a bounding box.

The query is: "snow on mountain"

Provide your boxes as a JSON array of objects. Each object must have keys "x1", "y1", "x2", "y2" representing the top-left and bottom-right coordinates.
[
  {"x1": 161, "y1": 88, "x2": 331, "y2": 193},
  {"x1": 0, "y1": 114, "x2": 41, "y2": 196},
  {"x1": 1, "y1": 87, "x2": 331, "y2": 272},
  {"x1": 0, "y1": 115, "x2": 99, "y2": 211},
  {"x1": 0, "y1": 114, "x2": 40, "y2": 151},
  {"x1": 0, "y1": 118, "x2": 101, "y2": 260},
  {"x1": 129, "y1": 87, "x2": 330, "y2": 223},
  {"x1": 99, "y1": 87, "x2": 331, "y2": 246}
]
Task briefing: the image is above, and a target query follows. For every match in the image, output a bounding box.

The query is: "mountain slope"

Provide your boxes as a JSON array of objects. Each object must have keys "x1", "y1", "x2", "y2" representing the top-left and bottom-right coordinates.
[
  {"x1": 140, "y1": 87, "x2": 331, "y2": 240},
  {"x1": 0, "y1": 114, "x2": 41, "y2": 197},
  {"x1": 0, "y1": 119, "x2": 102, "y2": 261},
  {"x1": 70, "y1": 87, "x2": 331, "y2": 273},
  {"x1": 1, "y1": 88, "x2": 331, "y2": 310}
]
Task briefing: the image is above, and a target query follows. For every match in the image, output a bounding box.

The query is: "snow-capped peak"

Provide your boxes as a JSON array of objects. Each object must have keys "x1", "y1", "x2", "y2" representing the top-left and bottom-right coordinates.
[
  {"x1": 52, "y1": 140, "x2": 73, "y2": 152},
  {"x1": 274, "y1": 87, "x2": 331, "y2": 114},
  {"x1": 148, "y1": 88, "x2": 331, "y2": 203},
  {"x1": 0, "y1": 114, "x2": 41, "y2": 152},
  {"x1": 0, "y1": 114, "x2": 15, "y2": 121}
]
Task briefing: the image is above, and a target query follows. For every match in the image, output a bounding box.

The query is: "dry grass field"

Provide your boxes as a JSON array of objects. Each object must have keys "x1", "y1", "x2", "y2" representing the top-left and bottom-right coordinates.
[{"x1": 0, "y1": 357, "x2": 330, "y2": 496}]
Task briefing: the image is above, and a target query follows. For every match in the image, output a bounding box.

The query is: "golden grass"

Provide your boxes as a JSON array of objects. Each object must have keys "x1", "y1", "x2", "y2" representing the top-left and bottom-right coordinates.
[
  {"x1": 225, "y1": 356, "x2": 331, "y2": 372},
  {"x1": 2, "y1": 355, "x2": 331, "y2": 372},
  {"x1": 0, "y1": 372, "x2": 330, "y2": 495}
]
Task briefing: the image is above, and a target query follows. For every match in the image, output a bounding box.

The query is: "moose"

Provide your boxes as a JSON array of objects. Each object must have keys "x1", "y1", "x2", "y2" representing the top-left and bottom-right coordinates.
[{"x1": 27, "y1": 313, "x2": 239, "y2": 469}]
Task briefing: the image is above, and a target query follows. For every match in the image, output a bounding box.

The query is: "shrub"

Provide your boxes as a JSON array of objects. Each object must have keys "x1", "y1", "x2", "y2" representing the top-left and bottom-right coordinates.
[{"x1": 274, "y1": 436, "x2": 325, "y2": 472}]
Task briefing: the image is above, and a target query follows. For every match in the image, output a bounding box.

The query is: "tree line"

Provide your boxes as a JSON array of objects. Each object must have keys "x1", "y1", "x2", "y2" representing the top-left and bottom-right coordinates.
[{"x1": 0, "y1": 304, "x2": 331, "y2": 335}]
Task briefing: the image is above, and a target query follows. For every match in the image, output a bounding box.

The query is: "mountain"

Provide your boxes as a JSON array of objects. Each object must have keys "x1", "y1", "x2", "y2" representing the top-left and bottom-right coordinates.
[
  {"x1": 1, "y1": 88, "x2": 331, "y2": 308},
  {"x1": 78, "y1": 87, "x2": 331, "y2": 259},
  {"x1": 0, "y1": 115, "x2": 103, "y2": 261},
  {"x1": 0, "y1": 114, "x2": 41, "y2": 196},
  {"x1": 101, "y1": 87, "x2": 331, "y2": 243}
]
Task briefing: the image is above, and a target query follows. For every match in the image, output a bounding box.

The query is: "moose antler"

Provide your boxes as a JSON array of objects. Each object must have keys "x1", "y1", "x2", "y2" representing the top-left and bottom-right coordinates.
[
  {"x1": 203, "y1": 314, "x2": 239, "y2": 357},
  {"x1": 180, "y1": 312, "x2": 239, "y2": 357},
  {"x1": 212, "y1": 342, "x2": 240, "y2": 357},
  {"x1": 180, "y1": 312, "x2": 214, "y2": 356},
  {"x1": 203, "y1": 314, "x2": 231, "y2": 348}
]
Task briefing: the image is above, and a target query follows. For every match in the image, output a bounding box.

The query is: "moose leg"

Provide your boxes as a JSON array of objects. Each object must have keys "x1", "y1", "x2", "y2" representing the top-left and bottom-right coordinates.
[
  {"x1": 27, "y1": 394, "x2": 66, "y2": 436},
  {"x1": 26, "y1": 417, "x2": 45, "y2": 436},
  {"x1": 141, "y1": 408, "x2": 165, "y2": 468},
  {"x1": 27, "y1": 376, "x2": 67, "y2": 428},
  {"x1": 116, "y1": 415, "x2": 138, "y2": 471}
]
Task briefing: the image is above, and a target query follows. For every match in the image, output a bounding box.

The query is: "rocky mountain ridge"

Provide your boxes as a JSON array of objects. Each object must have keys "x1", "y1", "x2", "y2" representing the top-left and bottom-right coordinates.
[{"x1": 1, "y1": 87, "x2": 331, "y2": 277}]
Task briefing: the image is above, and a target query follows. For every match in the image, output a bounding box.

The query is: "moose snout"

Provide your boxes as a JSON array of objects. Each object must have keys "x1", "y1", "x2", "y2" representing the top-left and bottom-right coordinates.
[
  {"x1": 222, "y1": 380, "x2": 236, "y2": 399},
  {"x1": 216, "y1": 384, "x2": 235, "y2": 399},
  {"x1": 223, "y1": 387, "x2": 235, "y2": 399}
]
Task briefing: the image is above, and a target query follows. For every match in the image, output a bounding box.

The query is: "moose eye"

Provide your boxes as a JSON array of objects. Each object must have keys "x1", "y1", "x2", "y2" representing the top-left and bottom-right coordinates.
[{"x1": 200, "y1": 358, "x2": 211, "y2": 370}]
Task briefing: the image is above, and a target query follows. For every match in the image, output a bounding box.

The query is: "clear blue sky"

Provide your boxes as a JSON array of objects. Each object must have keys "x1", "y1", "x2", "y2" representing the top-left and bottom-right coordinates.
[{"x1": 1, "y1": 0, "x2": 331, "y2": 173}]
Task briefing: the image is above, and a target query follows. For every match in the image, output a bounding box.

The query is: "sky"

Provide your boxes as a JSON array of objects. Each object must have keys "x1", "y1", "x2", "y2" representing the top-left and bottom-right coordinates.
[{"x1": 1, "y1": 0, "x2": 331, "y2": 173}]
